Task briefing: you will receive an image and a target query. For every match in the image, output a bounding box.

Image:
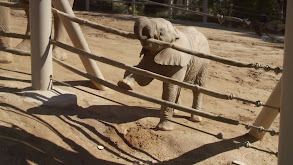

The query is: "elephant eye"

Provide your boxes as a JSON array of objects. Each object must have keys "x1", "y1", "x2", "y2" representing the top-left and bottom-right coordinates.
[{"x1": 160, "y1": 29, "x2": 166, "y2": 36}]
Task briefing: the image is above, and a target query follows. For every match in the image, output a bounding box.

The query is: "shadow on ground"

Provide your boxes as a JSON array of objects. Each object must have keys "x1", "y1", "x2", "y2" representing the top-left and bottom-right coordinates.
[
  {"x1": 0, "y1": 103, "x2": 122, "y2": 165},
  {"x1": 0, "y1": 74, "x2": 272, "y2": 164}
]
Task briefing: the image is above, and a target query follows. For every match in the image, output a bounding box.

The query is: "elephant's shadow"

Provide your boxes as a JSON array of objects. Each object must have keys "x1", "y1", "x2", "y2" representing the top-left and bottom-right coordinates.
[{"x1": 27, "y1": 103, "x2": 160, "y2": 124}]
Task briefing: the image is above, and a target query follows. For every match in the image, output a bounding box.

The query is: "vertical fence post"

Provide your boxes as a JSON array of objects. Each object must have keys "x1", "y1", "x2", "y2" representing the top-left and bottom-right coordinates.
[
  {"x1": 86, "y1": 0, "x2": 90, "y2": 11},
  {"x1": 278, "y1": 1, "x2": 293, "y2": 164},
  {"x1": 249, "y1": 78, "x2": 281, "y2": 140},
  {"x1": 184, "y1": 0, "x2": 189, "y2": 10},
  {"x1": 52, "y1": 0, "x2": 105, "y2": 90},
  {"x1": 228, "y1": 4, "x2": 233, "y2": 17},
  {"x1": 203, "y1": 0, "x2": 208, "y2": 23},
  {"x1": 131, "y1": 0, "x2": 136, "y2": 16},
  {"x1": 168, "y1": 0, "x2": 173, "y2": 19},
  {"x1": 30, "y1": 0, "x2": 52, "y2": 90}
]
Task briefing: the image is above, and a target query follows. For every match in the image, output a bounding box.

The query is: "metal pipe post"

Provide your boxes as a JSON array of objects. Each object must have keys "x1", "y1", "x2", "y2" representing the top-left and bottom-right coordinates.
[
  {"x1": 30, "y1": 0, "x2": 52, "y2": 90},
  {"x1": 278, "y1": 1, "x2": 293, "y2": 164},
  {"x1": 52, "y1": 0, "x2": 105, "y2": 90},
  {"x1": 203, "y1": 0, "x2": 208, "y2": 23}
]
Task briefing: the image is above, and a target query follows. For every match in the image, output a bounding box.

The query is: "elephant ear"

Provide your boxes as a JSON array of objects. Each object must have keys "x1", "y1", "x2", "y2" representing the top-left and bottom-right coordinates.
[
  {"x1": 154, "y1": 36, "x2": 192, "y2": 67},
  {"x1": 154, "y1": 48, "x2": 192, "y2": 67}
]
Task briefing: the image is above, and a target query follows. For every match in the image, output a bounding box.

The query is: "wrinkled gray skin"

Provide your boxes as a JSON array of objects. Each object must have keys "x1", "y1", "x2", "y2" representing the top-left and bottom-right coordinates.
[
  {"x1": 0, "y1": 0, "x2": 74, "y2": 63},
  {"x1": 0, "y1": 0, "x2": 13, "y2": 63},
  {"x1": 118, "y1": 17, "x2": 210, "y2": 131}
]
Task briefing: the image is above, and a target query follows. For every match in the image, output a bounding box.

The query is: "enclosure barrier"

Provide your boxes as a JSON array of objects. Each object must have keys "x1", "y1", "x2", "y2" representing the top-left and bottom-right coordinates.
[
  {"x1": 1, "y1": 29, "x2": 280, "y2": 111},
  {"x1": 0, "y1": 1, "x2": 281, "y2": 137},
  {"x1": 52, "y1": 54, "x2": 279, "y2": 136},
  {"x1": 0, "y1": 41, "x2": 280, "y2": 137},
  {"x1": 50, "y1": 7, "x2": 283, "y2": 74},
  {"x1": 0, "y1": 28, "x2": 282, "y2": 112},
  {"x1": 50, "y1": 7, "x2": 282, "y2": 74},
  {"x1": 51, "y1": 8, "x2": 136, "y2": 39},
  {"x1": 51, "y1": 39, "x2": 281, "y2": 111}
]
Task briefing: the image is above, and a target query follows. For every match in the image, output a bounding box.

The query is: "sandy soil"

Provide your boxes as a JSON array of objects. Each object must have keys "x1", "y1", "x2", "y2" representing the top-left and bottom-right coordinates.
[{"x1": 0, "y1": 10, "x2": 283, "y2": 164}]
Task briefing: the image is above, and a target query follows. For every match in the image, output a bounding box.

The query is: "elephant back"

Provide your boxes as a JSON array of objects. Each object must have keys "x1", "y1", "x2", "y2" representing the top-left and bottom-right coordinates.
[{"x1": 182, "y1": 27, "x2": 210, "y2": 54}]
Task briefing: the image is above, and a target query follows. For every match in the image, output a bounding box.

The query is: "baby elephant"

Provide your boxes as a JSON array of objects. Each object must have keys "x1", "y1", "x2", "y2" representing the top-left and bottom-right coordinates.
[{"x1": 118, "y1": 17, "x2": 210, "y2": 131}]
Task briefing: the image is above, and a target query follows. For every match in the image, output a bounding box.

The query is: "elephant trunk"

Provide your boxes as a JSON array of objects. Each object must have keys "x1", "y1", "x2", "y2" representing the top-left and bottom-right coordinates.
[{"x1": 134, "y1": 17, "x2": 153, "y2": 40}]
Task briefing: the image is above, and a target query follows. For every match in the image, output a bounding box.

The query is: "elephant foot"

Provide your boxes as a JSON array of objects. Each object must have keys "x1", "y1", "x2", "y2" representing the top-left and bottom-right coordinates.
[
  {"x1": 15, "y1": 39, "x2": 31, "y2": 52},
  {"x1": 156, "y1": 120, "x2": 174, "y2": 131},
  {"x1": 190, "y1": 114, "x2": 202, "y2": 122},
  {"x1": 0, "y1": 52, "x2": 13, "y2": 63},
  {"x1": 53, "y1": 47, "x2": 68, "y2": 61},
  {"x1": 117, "y1": 80, "x2": 133, "y2": 90}
]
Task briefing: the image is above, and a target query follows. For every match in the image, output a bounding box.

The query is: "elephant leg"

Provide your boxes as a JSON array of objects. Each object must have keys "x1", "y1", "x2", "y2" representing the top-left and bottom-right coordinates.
[
  {"x1": 157, "y1": 83, "x2": 181, "y2": 131},
  {"x1": 0, "y1": 2, "x2": 13, "y2": 63},
  {"x1": 118, "y1": 69, "x2": 154, "y2": 90},
  {"x1": 190, "y1": 89, "x2": 203, "y2": 122},
  {"x1": 157, "y1": 67, "x2": 185, "y2": 131},
  {"x1": 173, "y1": 87, "x2": 182, "y2": 115},
  {"x1": 15, "y1": 0, "x2": 30, "y2": 51},
  {"x1": 190, "y1": 64, "x2": 209, "y2": 122}
]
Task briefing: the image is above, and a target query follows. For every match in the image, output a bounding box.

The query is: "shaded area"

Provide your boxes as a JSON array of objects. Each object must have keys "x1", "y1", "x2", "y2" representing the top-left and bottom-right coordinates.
[
  {"x1": 27, "y1": 104, "x2": 161, "y2": 163},
  {"x1": 0, "y1": 104, "x2": 122, "y2": 165},
  {"x1": 52, "y1": 79, "x2": 128, "y2": 106},
  {"x1": 28, "y1": 104, "x2": 159, "y2": 125},
  {"x1": 1, "y1": 102, "x2": 159, "y2": 163},
  {"x1": 157, "y1": 134, "x2": 258, "y2": 165}
]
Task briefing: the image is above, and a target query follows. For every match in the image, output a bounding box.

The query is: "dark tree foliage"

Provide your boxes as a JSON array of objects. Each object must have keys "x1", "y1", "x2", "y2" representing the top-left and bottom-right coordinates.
[
  {"x1": 214, "y1": 0, "x2": 286, "y2": 21},
  {"x1": 144, "y1": 0, "x2": 169, "y2": 15}
]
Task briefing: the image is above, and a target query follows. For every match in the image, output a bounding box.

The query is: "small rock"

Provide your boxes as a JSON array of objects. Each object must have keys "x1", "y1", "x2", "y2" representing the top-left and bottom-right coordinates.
[
  {"x1": 232, "y1": 160, "x2": 247, "y2": 165},
  {"x1": 97, "y1": 145, "x2": 104, "y2": 150}
]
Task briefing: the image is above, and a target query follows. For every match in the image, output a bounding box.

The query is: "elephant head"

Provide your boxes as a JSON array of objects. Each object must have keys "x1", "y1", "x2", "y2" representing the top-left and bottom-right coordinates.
[
  {"x1": 134, "y1": 17, "x2": 192, "y2": 67},
  {"x1": 134, "y1": 17, "x2": 179, "y2": 52}
]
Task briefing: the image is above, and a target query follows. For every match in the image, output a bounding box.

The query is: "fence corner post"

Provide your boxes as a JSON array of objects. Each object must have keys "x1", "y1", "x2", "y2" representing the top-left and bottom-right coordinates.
[
  {"x1": 278, "y1": 1, "x2": 293, "y2": 164},
  {"x1": 30, "y1": 0, "x2": 52, "y2": 90}
]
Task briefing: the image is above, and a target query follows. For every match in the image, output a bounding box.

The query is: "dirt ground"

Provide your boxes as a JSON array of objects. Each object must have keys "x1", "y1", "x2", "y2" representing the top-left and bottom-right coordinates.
[{"x1": 0, "y1": 10, "x2": 283, "y2": 164}]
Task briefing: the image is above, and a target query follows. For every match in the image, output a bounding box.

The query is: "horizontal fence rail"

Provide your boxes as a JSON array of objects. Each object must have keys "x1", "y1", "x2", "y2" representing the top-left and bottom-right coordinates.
[
  {"x1": 0, "y1": 42, "x2": 280, "y2": 135},
  {"x1": 0, "y1": 46, "x2": 30, "y2": 56},
  {"x1": 0, "y1": 2, "x2": 283, "y2": 74},
  {"x1": 0, "y1": 1, "x2": 28, "y2": 9},
  {"x1": 0, "y1": 1, "x2": 279, "y2": 25},
  {"x1": 146, "y1": 39, "x2": 283, "y2": 74},
  {"x1": 0, "y1": 30, "x2": 280, "y2": 110},
  {"x1": 50, "y1": 8, "x2": 283, "y2": 74},
  {"x1": 141, "y1": 0, "x2": 211, "y2": 16},
  {"x1": 52, "y1": 8, "x2": 136, "y2": 39},
  {"x1": 0, "y1": 1, "x2": 281, "y2": 136},
  {"x1": 51, "y1": 39, "x2": 280, "y2": 110},
  {"x1": 52, "y1": 56, "x2": 239, "y2": 125}
]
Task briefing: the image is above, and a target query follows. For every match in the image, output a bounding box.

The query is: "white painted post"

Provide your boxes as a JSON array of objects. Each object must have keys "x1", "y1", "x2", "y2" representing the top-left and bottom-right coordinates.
[
  {"x1": 86, "y1": 0, "x2": 90, "y2": 11},
  {"x1": 52, "y1": 0, "x2": 105, "y2": 90},
  {"x1": 278, "y1": 1, "x2": 293, "y2": 164},
  {"x1": 249, "y1": 78, "x2": 281, "y2": 140},
  {"x1": 184, "y1": 0, "x2": 189, "y2": 10},
  {"x1": 30, "y1": 0, "x2": 52, "y2": 90},
  {"x1": 168, "y1": 0, "x2": 173, "y2": 19},
  {"x1": 203, "y1": 0, "x2": 208, "y2": 23},
  {"x1": 131, "y1": 0, "x2": 136, "y2": 16}
]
